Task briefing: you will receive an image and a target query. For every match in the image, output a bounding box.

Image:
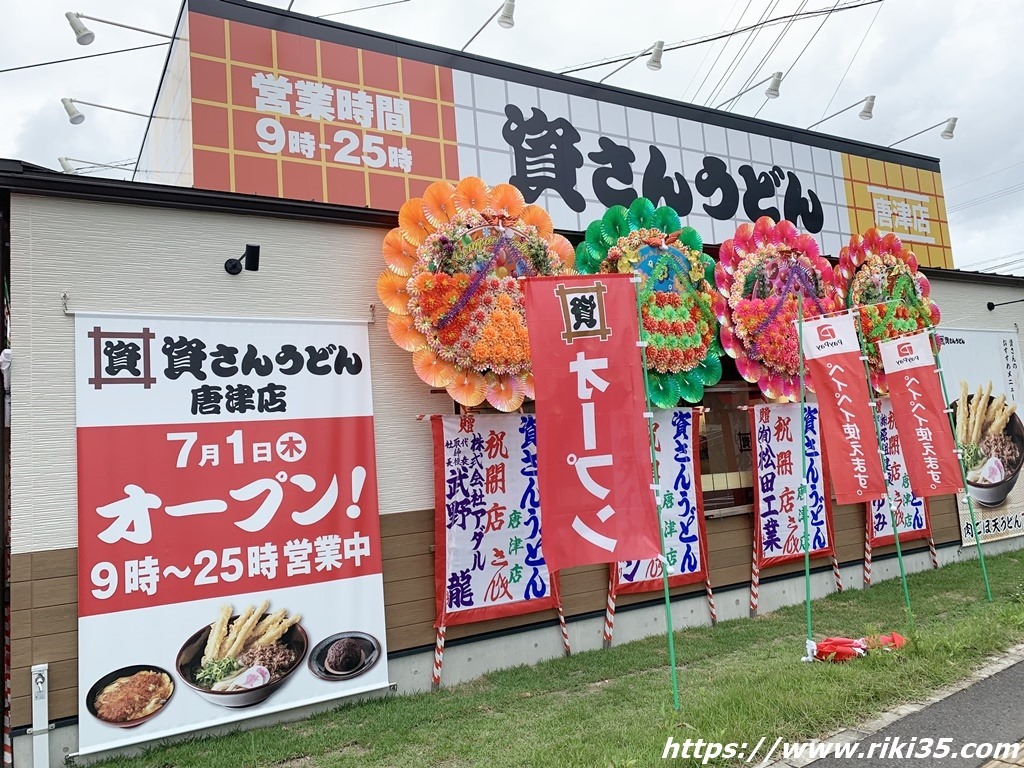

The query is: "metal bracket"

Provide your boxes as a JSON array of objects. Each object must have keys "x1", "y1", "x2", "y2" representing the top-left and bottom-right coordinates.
[
  {"x1": 24, "y1": 724, "x2": 54, "y2": 735},
  {"x1": 369, "y1": 303, "x2": 377, "y2": 324},
  {"x1": 388, "y1": 682, "x2": 398, "y2": 692},
  {"x1": 60, "y1": 291, "x2": 69, "y2": 315}
]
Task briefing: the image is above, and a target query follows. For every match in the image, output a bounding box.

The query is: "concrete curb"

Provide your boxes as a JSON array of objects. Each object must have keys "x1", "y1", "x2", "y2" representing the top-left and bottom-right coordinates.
[{"x1": 762, "y1": 642, "x2": 1024, "y2": 768}]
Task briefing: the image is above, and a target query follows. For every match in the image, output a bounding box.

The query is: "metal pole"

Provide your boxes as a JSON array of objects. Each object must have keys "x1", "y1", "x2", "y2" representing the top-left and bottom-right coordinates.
[
  {"x1": 633, "y1": 274, "x2": 680, "y2": 710},
  {"x1": 930, "y1": 331, "x2": 993, "y2": 601},
  {"x1": 797, "y1": 292, "x2": 813, "y2": 653},
  {"x1": 852, "y1": 314, "x2": 915, "y2": 629}
]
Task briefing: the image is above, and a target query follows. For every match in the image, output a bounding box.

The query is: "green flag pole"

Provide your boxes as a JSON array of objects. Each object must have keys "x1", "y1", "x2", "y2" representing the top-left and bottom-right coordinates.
[
  {"x1": 633, "y1": 273, "x2": 681, "y2": 710},
  {"x1": 797, "y1": 291, "x2": 813, "y2": 658},
  {"x1": 853, "y1": 309, "x2": 915, "y2": 630},
  {"x1": 930, "y1": 330, "x2": 993, "y2": 602}
]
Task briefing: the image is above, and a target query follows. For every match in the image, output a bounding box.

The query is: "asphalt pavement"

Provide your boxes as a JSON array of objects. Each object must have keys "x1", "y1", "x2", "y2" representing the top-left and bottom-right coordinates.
[{"x1": 810, "y1": 659, "x2": 1024, "y2": 767}]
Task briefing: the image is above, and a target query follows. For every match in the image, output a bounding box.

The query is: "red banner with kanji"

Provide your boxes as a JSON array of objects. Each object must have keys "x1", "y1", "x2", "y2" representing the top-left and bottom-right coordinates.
[
  {"x1": 524, "y1": 274, "x2": 661, "y2": 571},
  {"x1": 74, "y1": 312, "x2": 389, "y2": 754},
  {"x1": 801, "y1": 313, "x2": 886, "y2": 504},
  {"x1": 879, "y1": 331, "x2": 962, "y2": 497}
]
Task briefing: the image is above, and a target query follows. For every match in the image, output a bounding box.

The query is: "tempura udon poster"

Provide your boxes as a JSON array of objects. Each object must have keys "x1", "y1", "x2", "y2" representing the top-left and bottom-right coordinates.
[
  {"x1": 935, "y1": 327, "x2": 1024, "y2": 546},
  {"x1": 74, "y1": 313, "x2": 389, "y2": 755}
]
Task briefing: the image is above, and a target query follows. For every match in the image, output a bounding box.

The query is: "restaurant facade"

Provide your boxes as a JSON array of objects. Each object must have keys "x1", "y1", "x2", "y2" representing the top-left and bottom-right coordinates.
[{"x1": 2, "y1": 0, "x2": 1023, "y2": 764}]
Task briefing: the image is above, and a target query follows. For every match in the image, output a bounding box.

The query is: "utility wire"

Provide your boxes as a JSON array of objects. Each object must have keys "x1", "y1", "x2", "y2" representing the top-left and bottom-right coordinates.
[
  {"x1": 947, "y1": 181, "x2": 1024, "y2": 214},
  {"x1": 816, "y1": 0, "x2": 884, "y2": 119},
  {"x1": 683, "y1": 0, "x2": 746, "y2": 102},
  {"x1": 754, "y1": 0, "x2": 840, "y2": 118},
  {"x1": 734, "y1": 0, "x2": 805, "y2": 97},
  {"x1": 703, "y1": 0, "x2": 779, "y2": 107},
  {"x1": 560, "y1": 0, "x2": 884, "y2": 74},
  {"x1": 959, "y1": 248, "x2": 1024, "y2": 269},
  {"x1": 0, "y1": 42, "x2": 170, "y2": 74},
  {"x1": 946, "y1": 160, "x2": 1024, "y2": 191}
]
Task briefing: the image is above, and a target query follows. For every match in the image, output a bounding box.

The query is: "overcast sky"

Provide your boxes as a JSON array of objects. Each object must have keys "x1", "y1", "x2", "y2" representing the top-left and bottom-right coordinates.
[{"x1": 0, "y1": 0, "x2": 1020, "y2": 273}]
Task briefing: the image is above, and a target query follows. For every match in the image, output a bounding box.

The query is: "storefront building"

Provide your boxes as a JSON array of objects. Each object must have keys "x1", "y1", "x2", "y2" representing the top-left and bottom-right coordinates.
[{"x1": 2, "y1": 0, "x2": 1023, "y2": 764}]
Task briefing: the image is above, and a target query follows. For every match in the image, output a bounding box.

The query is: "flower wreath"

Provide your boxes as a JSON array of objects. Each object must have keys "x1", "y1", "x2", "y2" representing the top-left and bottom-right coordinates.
[
  {"x1": 377, "y1": 177, "x2": 574, "y2": 411},
  {"x1": 575, "y1": 197, "x2": 722, "y2": 408},
  {"x1": 715, "y1": 216, "x2": 842, "y2": 401},
  {"x1": 834, "y1": 229, "x2": 941, "y2": 393}
]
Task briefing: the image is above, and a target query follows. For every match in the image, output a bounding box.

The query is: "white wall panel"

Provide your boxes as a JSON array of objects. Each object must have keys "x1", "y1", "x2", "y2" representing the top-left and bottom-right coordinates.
[{"x1": 10, "y1": 194, "x2": 445, "y2": 554}]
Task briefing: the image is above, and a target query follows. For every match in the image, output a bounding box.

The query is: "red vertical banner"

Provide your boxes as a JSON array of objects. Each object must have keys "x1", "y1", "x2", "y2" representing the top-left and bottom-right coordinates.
[
  {"x1": 801, "y1": 313, "x2": 886, "y2": 504},
  {"x1": 524, "y1": 274, "x2": 661, "y2": 571},
  {"x1": 879, "y1": 332, "x2": 963, "y2": 497}
]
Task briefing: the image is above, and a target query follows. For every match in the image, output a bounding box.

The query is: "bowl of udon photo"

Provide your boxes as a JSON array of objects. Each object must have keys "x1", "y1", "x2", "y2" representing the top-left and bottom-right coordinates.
[
  {"x1": 85, "y1": 664, "x2": 174, "y2": 728},
  {"x1": 176, "y1": 601, "x2": 307, "y2": 709},
  {"x1": 952, "y1": 381, "x2": 1024, "y2": 507}
]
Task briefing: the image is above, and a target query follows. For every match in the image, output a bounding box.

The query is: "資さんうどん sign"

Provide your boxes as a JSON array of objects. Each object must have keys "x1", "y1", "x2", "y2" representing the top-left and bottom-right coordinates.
[
  {"x1": 139, "y1": 0, "x2": 955, "y2": 269},
  {"x1": 74, "y1": 313, "x2": 389, "y2": 754}
]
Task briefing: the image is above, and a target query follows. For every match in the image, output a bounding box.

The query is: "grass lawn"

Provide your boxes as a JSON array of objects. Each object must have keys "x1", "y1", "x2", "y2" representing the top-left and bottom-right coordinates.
[{"x1": 93, "y1": 551, "x2": 1024, "y2": 768}]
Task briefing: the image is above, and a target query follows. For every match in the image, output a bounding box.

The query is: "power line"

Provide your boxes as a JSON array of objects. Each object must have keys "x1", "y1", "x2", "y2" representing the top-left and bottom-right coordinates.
[
  {"x1": 732, "y1": 0, "x2": 804, "y2": 99},
  {"x1": 0, "y1": 42, "x2": 170, "y2": 75},
  {"x1": 947, "y1": 181, "x2": 1024, "y2": 214},
  {"x1": 559, "y1": 0, "x2": 884, "y2": 75},
  {"x1": 977, "y1": 256, "x2": 1024, "y2": 274},
  {"x1": 753, "y1": 0, "x2": 840, "y2": 118},
  {"x1": 960, "y1": 248, "x2": 1024, "y2": 269},
  {"x1": 682, "y1": 0, "x2": 746, "y2": 102},
  {"x1": 703, "y1": 0, "x2": 779, "y2": 107},
  {"x1": 816, "y1": 0, "x2": 884, "y2": 119},
  {"x1": 946, "y1": 159, "x2": 1024, "y2": 191}
]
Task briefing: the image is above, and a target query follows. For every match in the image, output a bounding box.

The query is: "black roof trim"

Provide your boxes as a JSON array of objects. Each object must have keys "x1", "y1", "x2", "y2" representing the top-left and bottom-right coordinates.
[
  {"x1": 190, "y1": 0, "x2": 940, "y2": 172},
  {"x1": 0, "y1": 159, "x2": 398, "y2": 228},
  {"x1": 921, "y1": 265, "x2": 1024, "y2": 289},
  {"x1": 5, "y1": 158, "x2": 1015, "y2": 290}
]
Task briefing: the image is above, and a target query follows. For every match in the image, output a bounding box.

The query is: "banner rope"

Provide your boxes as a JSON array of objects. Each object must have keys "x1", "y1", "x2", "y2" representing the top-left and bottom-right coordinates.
[
  {"x1": 602, "y1": 574, "x2": 616, "y2": 649},
  {"x1": 864, "y1": 512, "x2": 873, "y2": 587},
  {"x1": 704, "y1": 577, "x2": 718, "y2": 626},
  {"x1": 749, "y1": 533, "x2": 760, "y2": 618},
  {"x1": 430, "y1": 623, "x2": 446, "y2": 692}
]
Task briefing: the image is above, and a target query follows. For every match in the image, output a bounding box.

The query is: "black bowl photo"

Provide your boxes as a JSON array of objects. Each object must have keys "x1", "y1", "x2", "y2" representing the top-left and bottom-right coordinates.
[
  {"x1": 952, "y1": 393, "x2": 1024, "y2": 507},
  {"x1": 176, "y1": 614, "x2": 308, "y2": 709},
  {"x1": 308, "y1": 631, "x2": 381, "y2": 681},
  {"x1": 86, "y1": 664, "x2": 174, "y2": 728}
]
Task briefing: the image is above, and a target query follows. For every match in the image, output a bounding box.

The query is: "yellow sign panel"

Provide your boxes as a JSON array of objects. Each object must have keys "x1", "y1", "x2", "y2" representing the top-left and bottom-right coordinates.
[{"x1": 841, "y1": 153, "x2": 952, "y2": 268}]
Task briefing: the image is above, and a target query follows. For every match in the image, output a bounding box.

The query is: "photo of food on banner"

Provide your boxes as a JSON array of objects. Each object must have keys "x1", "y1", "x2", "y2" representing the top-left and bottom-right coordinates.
[{"x1": 932, "y1": 328, "x2": 1024, "y2": 546}]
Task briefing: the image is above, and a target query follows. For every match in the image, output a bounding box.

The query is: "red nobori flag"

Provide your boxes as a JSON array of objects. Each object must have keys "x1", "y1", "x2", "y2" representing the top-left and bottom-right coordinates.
[
  {"x1": 879, "y1": 332, "x2": 962, "y2": 497},
  {"x1": 800, "y1": 313, "x2": 886, "y2": 504},
  {"x1": 524, "y1": 274, "x2": 661, "y2": 571}
]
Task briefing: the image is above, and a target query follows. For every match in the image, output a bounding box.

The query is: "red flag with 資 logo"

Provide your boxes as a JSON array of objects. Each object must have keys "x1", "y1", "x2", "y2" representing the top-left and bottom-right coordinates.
[
  {"x1": 879, "y1": 332, "x2": 962, "y2": 497},
  {"x1": 800, "y1": 313, "x2": 886, "y2": 504},
  {"x1": 523, "y1": 274, "x2": 661, "y2": 571}
]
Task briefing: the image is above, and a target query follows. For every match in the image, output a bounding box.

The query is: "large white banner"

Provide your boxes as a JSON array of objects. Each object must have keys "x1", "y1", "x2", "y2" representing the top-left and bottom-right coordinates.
[
  {"x1": 75, "y1": 313, "x2": 388, "y2": 754},
  {"x1": 614, "y1": 408, "x2": 709, "y2": 593},
  {"x1": 935, "y1": 327, "x2": 1024, "y2": 546},
  {"x1": 432, "y1": 413, "x2": 558, "y2": 625},
  {"x1": 751, "y1": 402, "x2": 834, "y2": 567},
  {"x1": 869, "y1": 398, "x2": 931, "y2": 546}
]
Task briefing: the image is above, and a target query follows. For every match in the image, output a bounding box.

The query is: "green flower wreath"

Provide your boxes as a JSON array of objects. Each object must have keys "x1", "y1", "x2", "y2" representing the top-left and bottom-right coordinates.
[{"x1": 575, "y1": 197, "x2": 723, "y2": 408}]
